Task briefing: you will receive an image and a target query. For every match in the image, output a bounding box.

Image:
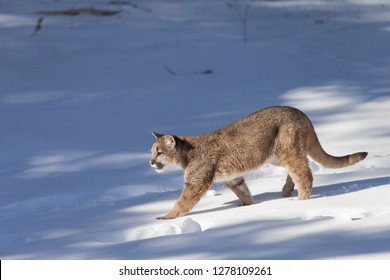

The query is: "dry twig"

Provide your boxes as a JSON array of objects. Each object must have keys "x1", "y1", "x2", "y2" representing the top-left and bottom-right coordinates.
[
  {"x1": 31, "y1": 17, "x2": 44, "y2": 37},
  {"x1": 39, "y1": 7, "x2": 121, "y2": 16}
]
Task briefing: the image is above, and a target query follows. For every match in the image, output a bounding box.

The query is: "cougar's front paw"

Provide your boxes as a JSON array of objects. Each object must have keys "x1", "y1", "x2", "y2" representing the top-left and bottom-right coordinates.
[
  {"x1": 156, "y1": 215, "x2": 174, "y2": 220},
  {"x1": 156, "y1": 211, "x2": 186, "y2": 220}
]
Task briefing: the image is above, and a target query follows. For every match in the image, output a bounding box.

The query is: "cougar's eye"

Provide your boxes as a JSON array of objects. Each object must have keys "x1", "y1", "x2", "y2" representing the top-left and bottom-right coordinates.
[{"x1": 156, "y1": 151, "x2": 163, "y2": 157}]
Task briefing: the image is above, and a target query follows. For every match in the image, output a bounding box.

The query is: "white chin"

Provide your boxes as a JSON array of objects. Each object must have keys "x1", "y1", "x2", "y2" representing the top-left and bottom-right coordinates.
[{"x1": 155, "y1": 167, "x2": 166, "y2": 174}]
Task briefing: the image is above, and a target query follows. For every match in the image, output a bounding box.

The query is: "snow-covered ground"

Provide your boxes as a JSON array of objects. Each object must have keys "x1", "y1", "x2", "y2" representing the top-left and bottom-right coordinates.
[{"x1": 1, "y1": 0, "x2": 390, "y2": 259}]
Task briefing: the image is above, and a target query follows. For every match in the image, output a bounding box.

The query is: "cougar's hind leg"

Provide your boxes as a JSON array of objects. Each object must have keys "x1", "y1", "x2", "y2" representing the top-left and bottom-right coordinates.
[
  {"x1": 282, "y1": 158, "x2": 313, "y2": 200},
  {"x1": 276, "y1": 127, "x2": 312, "y2": 200},
  {"x1": 223, "y1": 177, "x2": 254, "y2": 205},
  {"x1": 282, "y1": 174, "x2": 295, "y2": 197}
]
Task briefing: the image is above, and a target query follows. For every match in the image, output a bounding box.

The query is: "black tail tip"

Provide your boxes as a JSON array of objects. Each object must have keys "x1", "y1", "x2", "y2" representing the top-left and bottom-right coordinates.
[{"x1": 361, "y1": 152, "x2": 368, "y2": 160}]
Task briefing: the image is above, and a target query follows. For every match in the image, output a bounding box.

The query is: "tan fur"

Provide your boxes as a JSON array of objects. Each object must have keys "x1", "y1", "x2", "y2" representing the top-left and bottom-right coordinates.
[{"x1": 150, "y1": 106, "x2": 367, "y2": 219}]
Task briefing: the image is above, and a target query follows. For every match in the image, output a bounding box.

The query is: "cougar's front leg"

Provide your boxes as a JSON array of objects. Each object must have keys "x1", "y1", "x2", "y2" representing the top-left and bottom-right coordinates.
[
  {"x1": 157, "y1": 176, "x2": 213, "y2": 220},
  {"x1": 223, "y1": 177, "x2": 254, "y2": 205}
]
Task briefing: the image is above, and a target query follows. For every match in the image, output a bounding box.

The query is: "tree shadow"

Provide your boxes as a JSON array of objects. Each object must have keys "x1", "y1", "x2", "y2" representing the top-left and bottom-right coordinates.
[
  {"x1": 225, "y1": 176, "x2": 390, "y2": 208},
  {"x1": 311, "y1": 176, "x2": 390, "y2": 198},
  {"x1": 85, "y1": 217, "x2": 390, "y2": 260}
]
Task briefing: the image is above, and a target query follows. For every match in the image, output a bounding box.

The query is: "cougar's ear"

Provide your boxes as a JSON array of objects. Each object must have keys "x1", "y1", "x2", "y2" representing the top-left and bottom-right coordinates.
[
  {"x1": 151, "y1": 131, "x2": 164, "y2": 139},
  {"x1": 163, "y1": 135, "x2": 176, "y2": 148}
]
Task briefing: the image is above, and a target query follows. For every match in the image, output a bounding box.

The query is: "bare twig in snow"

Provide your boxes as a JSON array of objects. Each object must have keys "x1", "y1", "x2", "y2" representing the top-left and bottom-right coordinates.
[
  {"x1": 109, "y1": 1, "x2": 152, "y2": 12},
  {"x1": 39, "y1": 7, "x2": 121, "y2": 16},
  {"x1": 228, "y1": 0, "x2": 255, "y2": 45},
  {"x1": 164, "y1": 66, "x2": 177, "y2": 76},
  {"x1": 31, "y1": 17, "x2": 44, "y2": 37}
]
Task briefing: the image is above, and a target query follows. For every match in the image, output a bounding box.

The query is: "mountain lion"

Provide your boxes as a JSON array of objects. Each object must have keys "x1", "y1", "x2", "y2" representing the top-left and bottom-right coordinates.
[{"x1": 150, "y1": 106, "x2": 367, "y2": 220}]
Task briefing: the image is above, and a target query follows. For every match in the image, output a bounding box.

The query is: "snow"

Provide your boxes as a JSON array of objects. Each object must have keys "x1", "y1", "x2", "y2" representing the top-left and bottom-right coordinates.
[
  {"x1": 0, "y1": 0, "x2": 390, "y2": 260},
  {"x1": 181, "y1": 218, "x2": 202, "y2": 234}
]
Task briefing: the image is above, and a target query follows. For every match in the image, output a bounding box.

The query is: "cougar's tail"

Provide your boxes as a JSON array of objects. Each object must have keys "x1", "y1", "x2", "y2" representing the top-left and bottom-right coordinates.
[{"x1": 307, "y1": 123, "x2": 367, "y2": 169}]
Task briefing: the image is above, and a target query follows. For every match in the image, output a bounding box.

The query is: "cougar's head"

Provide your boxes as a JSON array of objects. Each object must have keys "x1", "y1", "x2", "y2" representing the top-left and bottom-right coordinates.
[{"x1": 149, "y1": 132, "x2": 180, "y2": 173}]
